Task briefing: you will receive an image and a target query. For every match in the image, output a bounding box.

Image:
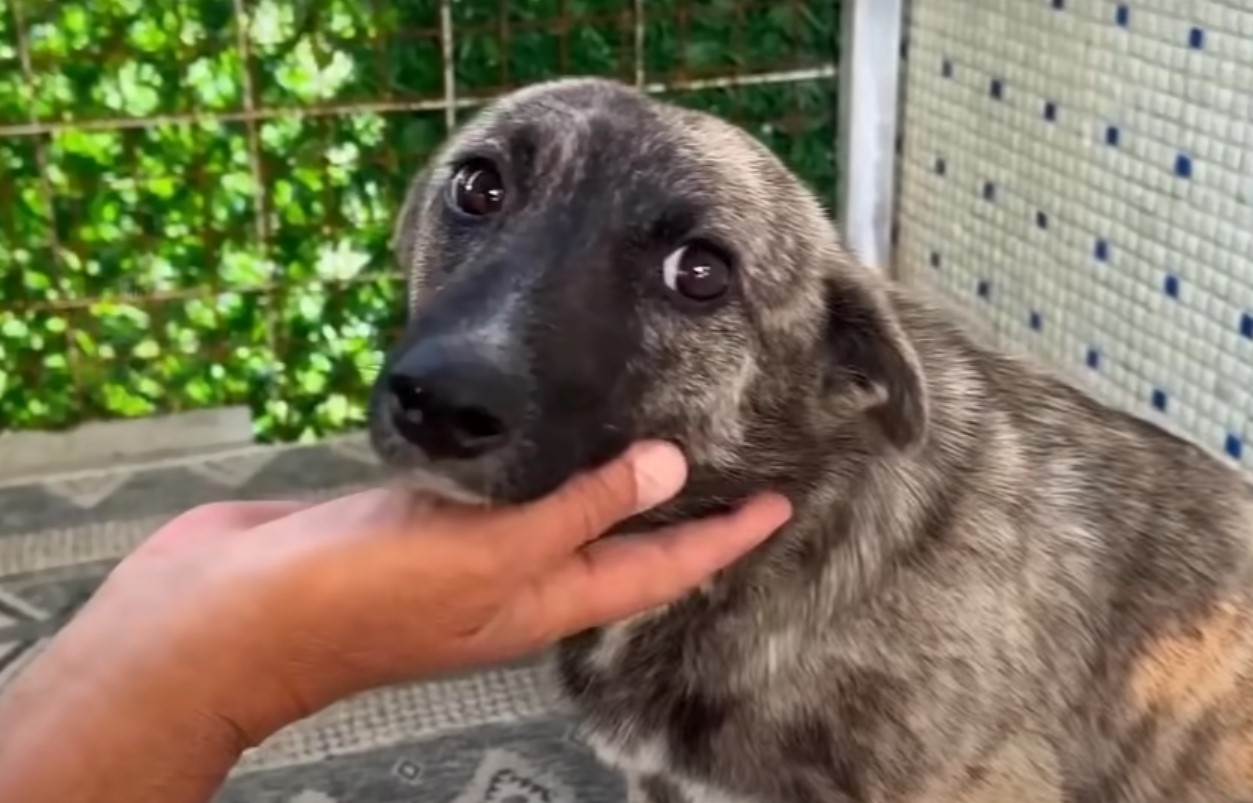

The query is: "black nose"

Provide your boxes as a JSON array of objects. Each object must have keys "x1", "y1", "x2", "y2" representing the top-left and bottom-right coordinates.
[{"x1": 384, "y1": 341, "x2": 524, "y2": 461}]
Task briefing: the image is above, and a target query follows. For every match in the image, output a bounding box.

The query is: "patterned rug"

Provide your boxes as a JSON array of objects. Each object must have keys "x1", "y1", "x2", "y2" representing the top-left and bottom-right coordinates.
[{"x1": 0, "y1": 433, "x2": 624, "y2": 803}]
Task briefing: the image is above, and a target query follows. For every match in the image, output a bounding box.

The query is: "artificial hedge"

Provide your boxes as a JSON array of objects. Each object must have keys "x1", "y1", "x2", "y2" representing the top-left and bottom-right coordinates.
[{"x1": 0, "y1": 0, "x2": 839, "y2": 442}]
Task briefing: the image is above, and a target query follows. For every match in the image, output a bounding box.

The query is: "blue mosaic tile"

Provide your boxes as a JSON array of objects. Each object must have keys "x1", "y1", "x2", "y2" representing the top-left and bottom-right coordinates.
[
  {"x1": 1052, "y1": 0, "x2": 1064, "y2": 8},
  {"x1": 990, "y1": 78, "x2": 1004, "y2": 99},
  {"x1": 1241, "y1": 312, "x2": 1253, "y2": 339},
  {"x1": 1189, "y1": 27, "x2": 1205, "y2": 49},
  {"x1": 1175, "y1": 153, "x2": 1193, "y2": 178},
  {"x1": 1029, "y1": 310, "x2": 1043, "y2": 331},
  {"x1": 977, "y1": 279, "x2": 991, "y2": 299},
  {"x1": 1164, "y1": 274, "x2": 1180, "y2": 298},
  {"x1": 1043, "y1": 101, "x2": 1057, "y2": 121},
  {"x1": 1094, "y1": 239, "x2": 1110, "y2": 262},
  {"x1": 1105, "y1": 125, "x2": 1120, "y2": 147},
  {"x1": 983, "y1": 181, "x2": 996, "y2": 201},
  {"x1": 1086, "y1": 348, "x2": 1101, "y2": 370},
  {"x1": 1227, "y1": 434, "x2": 1244, "y2": 460},
  {"x1": 1152, "y1": 389, "x2": 1168, "y2": 412},
  {"x1": 1036, "y1": 210, "x2": 1049, "y2": 229},
  {"x1": 1115, "y1": 4, "x2": 1130, "y2": 26}
]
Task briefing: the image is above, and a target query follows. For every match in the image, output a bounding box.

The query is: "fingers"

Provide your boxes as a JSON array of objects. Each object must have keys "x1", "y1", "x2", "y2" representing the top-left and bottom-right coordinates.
[
  {"x1": 488, "y1": 441, "x2": 689, "y2": 570},
  {"x1": 209, "y1": 500, "x2": 317, "y2": 532},
  {"x1": 525, "y1": 492, "x2": 793, "y2": 638},
  {"x1": 141, "y1": 499, "x2": 315, "y2": 551},
  {"x1": 278, "y1": 487, "x2": 432, "y2": 537},
  {"x1": 168, "y1": 499, "x2": 314, "y2": 535}
]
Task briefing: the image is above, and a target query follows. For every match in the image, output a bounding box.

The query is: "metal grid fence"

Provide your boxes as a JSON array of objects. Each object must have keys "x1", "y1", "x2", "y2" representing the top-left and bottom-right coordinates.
[{"x1": 0, "y1": 0, "x2": 840, "y2": 441}]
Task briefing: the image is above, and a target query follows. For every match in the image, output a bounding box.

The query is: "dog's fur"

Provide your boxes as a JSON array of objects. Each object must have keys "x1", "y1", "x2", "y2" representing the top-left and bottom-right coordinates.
[{"x1": 369, "y1": 77, "x2": 1253, "y2": 802}]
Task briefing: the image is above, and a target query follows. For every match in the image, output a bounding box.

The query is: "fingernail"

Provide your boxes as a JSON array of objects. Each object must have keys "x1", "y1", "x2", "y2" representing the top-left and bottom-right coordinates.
[{"x1": 629, "y1": 441, "x2": 688, "y2": 512}]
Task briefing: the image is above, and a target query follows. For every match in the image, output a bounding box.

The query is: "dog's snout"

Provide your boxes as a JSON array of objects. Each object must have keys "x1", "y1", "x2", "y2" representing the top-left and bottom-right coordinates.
[{"x1": 384, "y1": 341, "x2": 523, "y2": 461}]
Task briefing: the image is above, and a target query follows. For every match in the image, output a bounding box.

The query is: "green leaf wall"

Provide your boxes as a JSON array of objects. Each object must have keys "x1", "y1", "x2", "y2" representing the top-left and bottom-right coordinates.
[{"x1": 0, "y1": 0, "x2": 840, "y2": 442}]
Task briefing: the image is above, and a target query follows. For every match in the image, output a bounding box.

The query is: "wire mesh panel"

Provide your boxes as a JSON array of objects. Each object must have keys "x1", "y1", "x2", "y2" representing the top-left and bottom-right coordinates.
[{"x1": 0, "y1": 0, "x2": 839, "y2": 441}]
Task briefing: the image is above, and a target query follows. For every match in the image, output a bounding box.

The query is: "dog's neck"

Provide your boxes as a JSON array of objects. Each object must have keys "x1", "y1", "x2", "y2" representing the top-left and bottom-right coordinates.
[{"x1": 712, "y1": 299, "x2": 995, "y2": 625}]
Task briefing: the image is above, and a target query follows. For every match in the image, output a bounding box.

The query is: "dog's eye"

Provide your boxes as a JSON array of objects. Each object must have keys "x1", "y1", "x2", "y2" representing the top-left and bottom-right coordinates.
[
  {"x1": 449, "y1": 159, "x2": 505, "y2": 216},
  {"x1": 662, "y1": 243, "x2": 731, "y2": 302}
]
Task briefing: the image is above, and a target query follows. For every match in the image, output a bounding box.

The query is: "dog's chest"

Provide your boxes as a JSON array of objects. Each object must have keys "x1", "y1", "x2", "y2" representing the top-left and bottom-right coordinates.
[
  {"x1": 574, "y1": 676, "x2": 753, "y2": 803},
  {"x1": 554, "y1": 604, "x2": 1058, "y2": 803},
  {"x1": 555, "y1": 615, "x2": 897, "y2": 803},
  {"x1": 557, "y1": 619, "x2": 751, "y2": 795}
]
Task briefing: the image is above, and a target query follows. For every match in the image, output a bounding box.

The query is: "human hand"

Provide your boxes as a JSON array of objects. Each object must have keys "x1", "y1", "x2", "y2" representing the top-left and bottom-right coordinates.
[{"x1": 12, "y1": 441, "x2": 791, "y2": 754}]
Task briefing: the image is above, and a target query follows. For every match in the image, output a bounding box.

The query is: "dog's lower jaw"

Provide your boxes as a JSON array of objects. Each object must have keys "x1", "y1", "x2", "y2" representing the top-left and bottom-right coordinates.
[
  {"x1": 604, "y1": 499, "x2": 735, "y2": 538},
  {"x1": 382, "y1": 465, "x2": 494, "y2": 507}
]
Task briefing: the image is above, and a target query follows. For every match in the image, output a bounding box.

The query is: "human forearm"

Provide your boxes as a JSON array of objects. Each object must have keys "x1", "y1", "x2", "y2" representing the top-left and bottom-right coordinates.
[{"x1": 0, "y1": 629, "x2": 248, "y2": 803}]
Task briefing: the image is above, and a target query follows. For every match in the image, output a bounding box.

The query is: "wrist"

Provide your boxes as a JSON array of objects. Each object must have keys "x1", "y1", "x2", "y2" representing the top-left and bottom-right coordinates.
[
  {"x1": 69, "y1": 606, "x2": 298, "y2": 740},
  {"x1": 0, "y1": 614, "x2": 274, "y2": 802},
  {"x1": 0, "y1": 653, "x2": 243, "y2": 803}
]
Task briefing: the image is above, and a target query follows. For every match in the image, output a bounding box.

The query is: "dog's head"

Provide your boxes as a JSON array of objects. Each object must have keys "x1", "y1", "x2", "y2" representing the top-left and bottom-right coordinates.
[{"x1": 369, "y1": 77, "x2": 928, "y2": 517}]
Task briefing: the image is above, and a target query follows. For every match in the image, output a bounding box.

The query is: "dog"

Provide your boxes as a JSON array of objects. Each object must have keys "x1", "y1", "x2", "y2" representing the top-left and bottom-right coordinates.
[{"x1": 368, "y1": 77, "x2": 1253, "y2": 803}]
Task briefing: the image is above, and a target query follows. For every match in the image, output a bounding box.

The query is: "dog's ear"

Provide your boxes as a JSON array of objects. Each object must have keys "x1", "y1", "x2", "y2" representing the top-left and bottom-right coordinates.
[{"x1": 820, "y1": 276, "x2": 929, "y2": 451}]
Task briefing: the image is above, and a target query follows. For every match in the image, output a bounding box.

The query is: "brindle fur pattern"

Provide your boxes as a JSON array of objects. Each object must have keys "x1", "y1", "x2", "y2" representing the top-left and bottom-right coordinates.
[{"x1": 370, "y1": 77, "x2": 1253, "y2": 802}]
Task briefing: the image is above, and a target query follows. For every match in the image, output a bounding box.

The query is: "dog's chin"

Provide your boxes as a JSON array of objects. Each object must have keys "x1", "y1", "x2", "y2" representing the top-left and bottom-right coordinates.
[
  {"x1": 379, "y1": 460, "x2": 742, "y2": 550},
  {"x1": 372, "y1": 447, "x2": 566, "y2": 508},
  {"x1": 369, "y1": 416, "x2": 512, "y2": 506},
  {"x1": 385, "y1": 463, "x2": 575, "y2": 510},
  {"x1": 602, "y1": 493, "x2": 740, "y2": 538},
  {"x1": 390, "y1": 465, "x2": 495, "y2": 507},
  {"x1": 371, "y1": 418, "x2": 743, "y2": 527}
]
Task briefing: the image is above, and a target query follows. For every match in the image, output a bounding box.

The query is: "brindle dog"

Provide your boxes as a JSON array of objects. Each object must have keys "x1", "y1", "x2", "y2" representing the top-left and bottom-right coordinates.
[{"x1": 368, "y1": 77, "x2": 1253, "y2": 803}]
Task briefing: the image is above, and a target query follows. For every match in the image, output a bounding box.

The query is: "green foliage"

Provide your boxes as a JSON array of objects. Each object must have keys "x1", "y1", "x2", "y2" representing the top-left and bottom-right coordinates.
[{"x1": 0, "y1": 0, "x2": 840, "y2": 442}]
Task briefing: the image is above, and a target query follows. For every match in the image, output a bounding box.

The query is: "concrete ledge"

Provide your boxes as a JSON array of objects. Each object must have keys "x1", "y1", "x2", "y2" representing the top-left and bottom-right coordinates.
[{"x1": 0, "y1": 406, "x2": 254, "y2": 483}]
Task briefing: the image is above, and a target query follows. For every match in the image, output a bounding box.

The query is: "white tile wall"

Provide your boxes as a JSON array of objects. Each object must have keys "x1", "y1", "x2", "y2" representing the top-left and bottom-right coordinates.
[{"x1": 895, "y1": 0, "x2": 1253, "y2": 470}]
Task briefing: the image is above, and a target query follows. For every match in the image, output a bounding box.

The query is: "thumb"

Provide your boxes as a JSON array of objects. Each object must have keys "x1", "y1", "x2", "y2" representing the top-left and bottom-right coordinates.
[{"x1": 495, "y1": 441, "x2": 689, "y2": 569}]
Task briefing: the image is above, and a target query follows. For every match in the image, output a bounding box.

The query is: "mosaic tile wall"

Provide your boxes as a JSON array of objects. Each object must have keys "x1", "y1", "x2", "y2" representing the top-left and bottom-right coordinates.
[{"x1": 895, "y1": 0, "x2": 1253, "y2": 471}]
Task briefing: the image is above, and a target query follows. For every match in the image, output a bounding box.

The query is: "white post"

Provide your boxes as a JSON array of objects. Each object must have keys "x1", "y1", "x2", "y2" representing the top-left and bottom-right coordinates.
[{"x1": 836, "y1": 0, "x2": 906, "y2": 274}]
